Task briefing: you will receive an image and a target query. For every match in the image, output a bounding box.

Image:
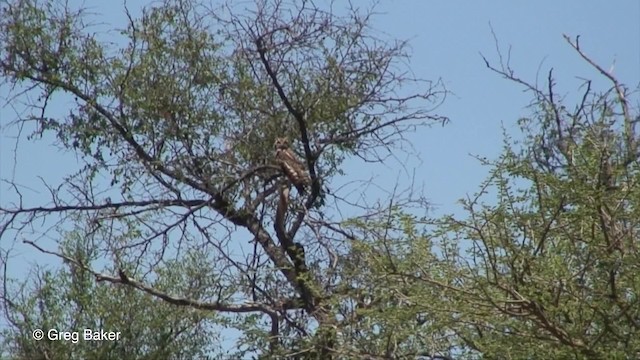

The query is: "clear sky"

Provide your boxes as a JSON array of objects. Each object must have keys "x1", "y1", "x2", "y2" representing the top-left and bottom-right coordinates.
[
  {"x1": 369, "y1": 1, "x2": 640, "y2": 216},
  {"x1": 1, "y1": 0, "x2": 639, "y2": 349}
]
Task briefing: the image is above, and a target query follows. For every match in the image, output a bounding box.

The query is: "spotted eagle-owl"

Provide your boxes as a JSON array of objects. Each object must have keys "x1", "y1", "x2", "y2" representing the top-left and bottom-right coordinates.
[{"x1": 274, "y1": 137, "x2": 311, "y2": 194}]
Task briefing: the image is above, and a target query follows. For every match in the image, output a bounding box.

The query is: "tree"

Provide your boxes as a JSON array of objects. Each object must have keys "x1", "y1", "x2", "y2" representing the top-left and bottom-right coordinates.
[
  {"x1": 0, "y1": 0, "x2": 447, "y2": 358},
  {"x1": 378, "y1": 36, "x2": 640, "y2": 358},
  {"x1": 1, "y1": 230, "x2": 219, "y2": 359},
  {"x1": 5, "y1": 0, "x2": 633, "y2": 358}
]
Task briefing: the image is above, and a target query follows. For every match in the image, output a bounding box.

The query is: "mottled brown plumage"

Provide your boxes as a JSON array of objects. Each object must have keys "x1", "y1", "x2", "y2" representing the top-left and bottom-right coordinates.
[{"x1": 274, "y1": 137, "x2": 311, "y2": 194}]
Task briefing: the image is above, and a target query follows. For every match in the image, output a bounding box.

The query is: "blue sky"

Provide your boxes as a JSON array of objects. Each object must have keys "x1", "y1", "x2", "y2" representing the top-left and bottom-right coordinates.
[
  {"x1": 369, "y1": 0, "x2": 640, "y2": 215},
  {"x1": 1, "y1": 0, "x2": 639, "y2": 350}
]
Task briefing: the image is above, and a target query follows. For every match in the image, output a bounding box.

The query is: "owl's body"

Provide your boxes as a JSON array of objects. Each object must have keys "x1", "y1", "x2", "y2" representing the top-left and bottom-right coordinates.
[{"x1": 274, "y1": 138, "x2": 311, "y2": 194}]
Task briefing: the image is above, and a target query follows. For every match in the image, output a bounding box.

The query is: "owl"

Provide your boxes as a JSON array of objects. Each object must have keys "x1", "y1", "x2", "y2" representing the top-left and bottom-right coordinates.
[{"x1": 274, "y1": 137, "x2": 311, "y2": 194}]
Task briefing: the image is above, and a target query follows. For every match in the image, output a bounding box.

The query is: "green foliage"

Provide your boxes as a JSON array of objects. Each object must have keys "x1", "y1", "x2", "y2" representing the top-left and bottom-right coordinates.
[
  {"x1": 1, "y1": 233, "x2": 219, "y2": 359},
  {"x1": 1, "y1": 0, "x2": 446, "y2": 357},
  {"x1": 3, "y1": 0, "x2": 637, "y2": 359},
  {"x1": 419, "y1": 66, "x2": 640, "y2": 358},
  {"x1": 327, "y1": 46, "x2": 640, "y2": 359}
]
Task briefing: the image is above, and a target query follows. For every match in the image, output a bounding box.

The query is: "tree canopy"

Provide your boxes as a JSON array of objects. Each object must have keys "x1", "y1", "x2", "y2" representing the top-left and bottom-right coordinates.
[{"x1": 1, "y1": 0, "x2": 638, "y2": 359}]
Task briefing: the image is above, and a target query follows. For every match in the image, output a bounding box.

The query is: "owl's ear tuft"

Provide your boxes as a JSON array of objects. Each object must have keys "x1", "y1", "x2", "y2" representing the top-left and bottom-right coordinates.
[{"x1": 274, "y1": 137, "x2": 290, "y2": 149}]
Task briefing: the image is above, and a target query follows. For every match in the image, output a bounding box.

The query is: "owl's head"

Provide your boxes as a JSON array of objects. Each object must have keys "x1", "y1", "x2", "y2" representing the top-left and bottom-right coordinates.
[{"x1": 274, "y1": 137, "x2": 290, "y2": 150}]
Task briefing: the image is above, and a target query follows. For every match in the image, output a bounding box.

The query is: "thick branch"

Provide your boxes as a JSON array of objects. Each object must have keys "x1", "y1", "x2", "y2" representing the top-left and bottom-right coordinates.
[
  {"x1": 24, "y1": 240, "x2": 274, "y2": 314},
  {"x1": 0, "y1": 199, "x2": 207, "y2": 215}
]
